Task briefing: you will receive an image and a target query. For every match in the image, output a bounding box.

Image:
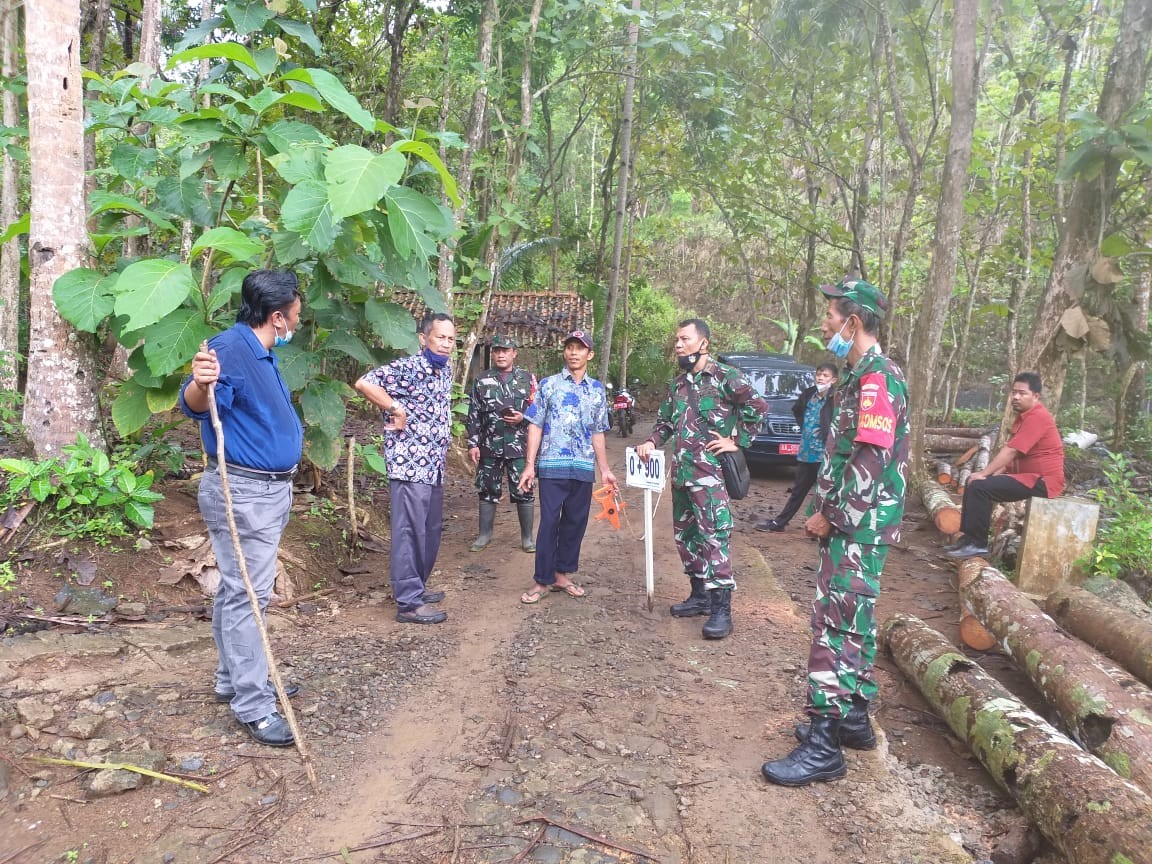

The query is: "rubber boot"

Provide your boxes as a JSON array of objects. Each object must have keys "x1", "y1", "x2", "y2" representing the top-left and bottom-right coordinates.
[
  {"x1": 794, "y1": 696, "x2": 877, "y2": 750},
  {"x1": 469, "y1": 501, "x2": 497, "y2": 552},
  {"x1": 670, "y1": 577, "x2": 711, "y2": 617},
  {"x1": 701, "y1": 588, "x2": 733, "y2": 639},
  {"x1": 517, "y1": 502, "x2": 536, "y2": 553},
  {"x1": 762, "y1": 715, "x2": 847, "y2": 787}
]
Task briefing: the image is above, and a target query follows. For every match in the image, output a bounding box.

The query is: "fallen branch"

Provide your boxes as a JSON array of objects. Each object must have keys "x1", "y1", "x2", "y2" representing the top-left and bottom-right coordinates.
[
  {"x1": 32, "y1": 757, "x2": 210, "y2": 794},
  {"x1": 516, "y1": 814, "x2": 660, "y2": 861},
  {"x1": 510, "y1": 826, "x2": 547, "y2": 864},
  {"x1": 291, "y1": 829, "x2": 440, "y2": 861},
  {"x1": 347, "y1": 435, "x2": 359, "y2": 552},
  {"x1": 274, "y1": 588, "x2": 337, "y2": 609}
]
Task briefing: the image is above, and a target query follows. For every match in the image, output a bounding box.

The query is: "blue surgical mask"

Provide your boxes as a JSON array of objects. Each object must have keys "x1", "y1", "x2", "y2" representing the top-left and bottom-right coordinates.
[
  {"x1": 273, "y1": 320, "x2": 294, "y2": 347},
  {"x1": 826, "y1": 323, "x2": 854, "y2": 360},
  {"x1": 422, "y1": 347, "x2": 449, "y2": 368}
]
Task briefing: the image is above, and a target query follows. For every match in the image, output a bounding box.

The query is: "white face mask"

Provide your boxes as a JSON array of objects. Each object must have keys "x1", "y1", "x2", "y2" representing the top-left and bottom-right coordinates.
[{"x1": 816, "y1": 382, "x2": 831, "y2": 393}]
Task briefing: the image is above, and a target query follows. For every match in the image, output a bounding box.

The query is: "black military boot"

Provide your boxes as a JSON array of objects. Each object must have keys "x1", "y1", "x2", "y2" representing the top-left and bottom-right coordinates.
[
  {"x1": 701, "y1": 588, "x2": 733, "y2": 639},
  {"x1": 794, "y1": 696, "x2": 877, "y2": 750},
  {"x1": 470, "y1": 501, "x2": 497, "y2": 552},
  {"x1": 762, "y1": 715, "x2": 847, "y2": 787},
  {"x1": 670, "y1": 577, "x2": 710, "y2": 617},
  {"x1": 517, "y1": 502, "x2": 536, "y2": 553}
]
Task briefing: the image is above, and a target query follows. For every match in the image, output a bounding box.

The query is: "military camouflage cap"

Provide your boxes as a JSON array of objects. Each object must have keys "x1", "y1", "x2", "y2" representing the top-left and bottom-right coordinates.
[
  {"x1": 821, "y1": 280, "x2": 889, "y2": 318},
  {"x1": 492, "y1": 334, "x2": 517, "y2": 349}
]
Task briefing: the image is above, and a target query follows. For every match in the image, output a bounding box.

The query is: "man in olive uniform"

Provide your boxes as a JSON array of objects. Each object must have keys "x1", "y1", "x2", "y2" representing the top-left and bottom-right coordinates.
[
  {"x1": 636, "y1": 319, "x2": 768, "y2": 640},
  {"x1": 465, "y1": 335, "x2": 538, "y2": 552},
  {"x1": 762, "y1": 280, "x2": 909, "y2": 787}
]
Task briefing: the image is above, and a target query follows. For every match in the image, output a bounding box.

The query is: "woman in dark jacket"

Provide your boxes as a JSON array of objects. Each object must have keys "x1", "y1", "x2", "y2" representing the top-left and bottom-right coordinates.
[{"x1": 755, "y1": 362, "x2": 838, "y2": 532}]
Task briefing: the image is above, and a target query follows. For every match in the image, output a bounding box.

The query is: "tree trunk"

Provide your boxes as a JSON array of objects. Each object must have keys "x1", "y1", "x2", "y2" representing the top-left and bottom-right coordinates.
[
  {"x1": 1046, "y1": 586, "x2": 1152, "y2": 690},
  {"x1": 792, "y1": 163, "x2": 820, "y2": 358},
  {"x1": 919, "y1": 479, "x2": 961, "y2": 534},
  {"x1": 596, "y1": 0, "x2": 639, "y2": 382},
  {"x1": 0, "y1": 0, "x2": 20, "y2": 390},
  {"x1": 961, "y1": 563, "x2": 1152, "y2": 795},
  {"x1": 926, "y1": 426, "x2": 990, "y2": 438},
  {"x1": 1016, "y1": 0, "x2": 1152, "y2": 390},
  {"x1": 381, "y1": 0, "x2": 419, "y2": 137},
  {"x1": 881, "y1": 613, "x2": 1152, "y2": 864},
  {"x1": 137, "y1": 0, "x2": 160, "y2": 72},
  {"x1": 82, "y1": 0, "x2": 111, "y2": 211},
  {"x1": 925, "y1": 434, "x2": 983, "y2": 452},
  {"x1": 23, "y1": 0, "x2": 105, "y2": 455},
  {"x1": 905, "y1": 0, "x2": 981, "y2": 481}
]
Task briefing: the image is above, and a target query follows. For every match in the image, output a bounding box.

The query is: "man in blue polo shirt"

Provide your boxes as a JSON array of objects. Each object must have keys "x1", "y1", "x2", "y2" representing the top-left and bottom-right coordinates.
[
  {"x1": 517, "y1": 330, "x2": 616, "y2": 604},
  {"x1": 181, "y1": 270, "x2": 304, "y2": 748}
]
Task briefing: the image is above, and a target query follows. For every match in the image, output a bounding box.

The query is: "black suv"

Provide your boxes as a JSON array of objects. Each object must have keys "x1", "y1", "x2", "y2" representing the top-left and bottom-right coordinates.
[{"x1": 718, "y1": 352, "x2": 816, "y2": 464}]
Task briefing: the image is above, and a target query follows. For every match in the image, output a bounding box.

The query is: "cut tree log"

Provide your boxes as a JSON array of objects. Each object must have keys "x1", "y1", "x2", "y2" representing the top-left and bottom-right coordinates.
[
  {"x1": 881, "y1": 613, "x2": 1152, "y2": 864},
  {"x1": 926, "y1": 426, "x2": 991, "y2": 438},
  {"x1": 925, "y1": 434, "x2": 981, "y2": 453},
  {"x1": 920, "y1": 479, "x2": 962, "y2": 534},
  {"x1": 935, "y1": 460, "x2": 953, "y2": 485},
  {"x1": 1080, "y1": 574, "x2": 1152, "y2": 621},
  {"x1": 960, "y1": 561, "x2": 1152, "y2": 795},
  {"x1": 974, "y1": 434, "x2": 992, "y2": 471},
  {"x1": 953, "y1": 443, "x2": 980, "y2": 467},
  {"x1": 1046, "y1": 585, "x2": 1152, "y2": 689},
  {"x1": 957, "y1": 465, "x2": 972, "y2": 490}
]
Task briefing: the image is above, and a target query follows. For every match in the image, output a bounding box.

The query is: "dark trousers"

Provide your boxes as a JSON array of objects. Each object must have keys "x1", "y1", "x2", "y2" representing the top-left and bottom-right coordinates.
[
  {"x1": 533, "y1": 477, "x2": 593, "y2": 586},
  {"x1": 389, "y1": 480, "x2": 444, "y2": 611},
  {"x1": 777, "y1": 460, "x2": 821, "y2": 526},
  {"x1": 959, "y1": 476, "x2": 1047, "y2": 544}
]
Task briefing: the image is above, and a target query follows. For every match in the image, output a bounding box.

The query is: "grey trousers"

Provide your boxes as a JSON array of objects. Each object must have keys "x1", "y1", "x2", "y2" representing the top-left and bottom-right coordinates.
[
  {"x1": 389, "y1": 479, "x2": 443, "y2": 611},
  {"x1": 199, "y1": 469, "x2": 292, "y2": 723}
]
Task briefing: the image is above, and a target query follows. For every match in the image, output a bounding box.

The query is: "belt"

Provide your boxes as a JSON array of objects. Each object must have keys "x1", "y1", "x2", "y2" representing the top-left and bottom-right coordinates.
[{"x1": 206, "y1": 458, "x2": 298, "y2": 483}]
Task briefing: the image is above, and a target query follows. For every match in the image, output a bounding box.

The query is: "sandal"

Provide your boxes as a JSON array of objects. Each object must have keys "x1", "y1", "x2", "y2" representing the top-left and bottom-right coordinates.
[
  {"x1": 551, "y1": 582, "x2": 586, "y2": 598},
  {"x1": 520, "y1": 585, "x2": 549, "y2": 604}
]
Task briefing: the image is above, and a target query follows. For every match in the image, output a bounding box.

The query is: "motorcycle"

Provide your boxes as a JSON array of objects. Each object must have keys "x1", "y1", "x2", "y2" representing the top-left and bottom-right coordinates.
[{"x1": 612, "y1": 389, "x2": 636, "y2": 438}]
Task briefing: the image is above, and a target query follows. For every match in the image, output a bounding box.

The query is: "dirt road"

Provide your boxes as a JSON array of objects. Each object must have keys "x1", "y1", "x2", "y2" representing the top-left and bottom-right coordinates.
[{"x1": 0, "y1": 425, "x2": 1019, "y2": 863}]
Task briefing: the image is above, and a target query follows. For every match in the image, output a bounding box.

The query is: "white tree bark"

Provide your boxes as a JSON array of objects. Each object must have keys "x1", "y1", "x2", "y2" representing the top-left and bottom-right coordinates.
[
  {"x1": 23, "y1": 0, "x2": 105, "y2": 455},
  {"x1": 0, "y1": 0, "x2": 20, "y2": 390}
]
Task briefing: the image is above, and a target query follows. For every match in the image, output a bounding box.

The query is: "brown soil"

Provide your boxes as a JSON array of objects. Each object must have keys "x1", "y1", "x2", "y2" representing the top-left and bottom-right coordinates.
[{"x1": 1, "y1": 419, "x2": 1054, "y2": 864}]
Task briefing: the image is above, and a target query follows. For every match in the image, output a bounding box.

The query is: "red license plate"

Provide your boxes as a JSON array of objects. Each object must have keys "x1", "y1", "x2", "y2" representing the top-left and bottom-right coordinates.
[{"x1": 778, "y1": 443, "x2": 800, "y2": 455}]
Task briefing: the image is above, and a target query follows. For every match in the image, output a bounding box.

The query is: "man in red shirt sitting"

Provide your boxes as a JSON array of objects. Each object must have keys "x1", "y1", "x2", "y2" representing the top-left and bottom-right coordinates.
[{"x1": 947, "y1": 372, "x2": 1066, "y2": 559}]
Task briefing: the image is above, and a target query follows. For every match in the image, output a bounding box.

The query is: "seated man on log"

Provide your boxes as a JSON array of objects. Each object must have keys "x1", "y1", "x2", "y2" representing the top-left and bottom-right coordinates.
[{"x1": 946, "y1": 372, "x2": 1065, "y2": 559}]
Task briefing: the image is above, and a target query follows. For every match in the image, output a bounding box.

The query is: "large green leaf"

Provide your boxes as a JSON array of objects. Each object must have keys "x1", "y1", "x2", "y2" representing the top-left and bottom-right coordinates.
[
  {"x1": 173, "y1": 117, "x2": 228, "y2": 146},
  {"x1": 139, "y1": 310, "x2": 218, "y2": 376},
  {"x1": 225, "y1": 0, "x2": 276, "y2": 35},
  {"x1": 322, "y1": 330, "x2": 373, "y2": 364},
  {"x1": 206, "y1": 267, "x2": 246, "y2": 315},
  {"x1": 301, "y1": 379, "x2": 350, "y2": 438},
  {"x1": 365, "y1": 298, "x2": 418, "y2": 352},
  {"x1": 0, "y1": 212, "x2": 28, "y2": 244},
  {"x1": 281, "y1": 179, "x2": 338, "y2": 253},
  {"x1": 53, "y1": 268, "x2": 116, "y2": 333},
  {"x1": 304, "y1": 426, "x2": 342, "y2": 471},
  {"x1": 191, "y1": 227, "x2": 265, "y2": 263},
  {"x1": 274, "y1": 342, "x2": 320, "y2": 391},
  {"x1": 110, "y1": 143, "x2": 159, "y2": 180},
  {"x1": 145, "y1": 375, "x2": 185, "y2": 413},
  {"x1": 113, "y1": 260, "x2": 197, "y2": 331},
  {"x1": 271, "y1": 230, "x2": 310, "y2": 265},
  {"x1": 325, "y1": 146, "x2": 405, "y2": 219},
  {"x1": 168, "y1": 43, "x2": 261, "y2": 75},
  {"x1": 267, "y1": 144, "x2": 326, "y2": 183},
  {"x1": 156, "y1": 176, "x2": 215, "y2": 226},
  {"x1": 395, "y1": 139, "x2": 460, "y2": 206},
  {"x1": 112, "y1": 378, "x2": 154, "y2": 436},
  {"x1": 281, "y1": 68, "x2": 375, "y2": 132},
  {"x1": 209, "y1": 141, "x2": 248, "y2": 180},
  {"x1": 89, "y1": 191, "x2": 176, "y2": 232},
  {"x1": 384, "y1": 187, "x2": 443, "y2": 259},
  {"x1": 264, "y1": 119, "x2": 330, "y2": 153},
  {"x1": 275, "y1": 18, "x2": 323, "y2": 54}
]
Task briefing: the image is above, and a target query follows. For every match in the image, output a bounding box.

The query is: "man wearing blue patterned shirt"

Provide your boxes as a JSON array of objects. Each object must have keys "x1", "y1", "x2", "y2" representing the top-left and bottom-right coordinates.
[
  {"x1": 356, "y1": 313, "x2": 455, "y2": 625},
  {"x1": 517, "y1": 330, "x2": 617, "y2": 604}
]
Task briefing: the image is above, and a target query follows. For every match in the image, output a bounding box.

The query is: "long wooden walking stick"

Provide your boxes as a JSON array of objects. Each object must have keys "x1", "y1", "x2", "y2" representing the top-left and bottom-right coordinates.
[{"x1": 200, "y1": 341, "x2": 319, "y2": 791}]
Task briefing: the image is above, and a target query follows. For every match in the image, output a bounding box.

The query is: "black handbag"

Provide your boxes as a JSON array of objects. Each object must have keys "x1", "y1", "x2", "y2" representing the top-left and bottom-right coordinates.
[{"x1": 683, "y1": 379, "x2": 751, "y2": 499}]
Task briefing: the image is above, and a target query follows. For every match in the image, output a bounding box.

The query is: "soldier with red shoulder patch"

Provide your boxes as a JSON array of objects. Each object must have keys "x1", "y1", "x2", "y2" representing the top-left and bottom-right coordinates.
[{"x1": 762, "y1": 279, "x2": 910, "y2": 788}]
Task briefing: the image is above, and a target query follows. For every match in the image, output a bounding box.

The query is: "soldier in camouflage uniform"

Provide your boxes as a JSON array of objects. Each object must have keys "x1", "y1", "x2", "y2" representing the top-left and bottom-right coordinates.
[
  {"x1": 762, "y1": 280, "x2": 909, "y2": 788},
  {"x1": 637, "y1": 319, "x2": 768, "y2": 640},
  {"x1": 465, "y1": 335, "x2": 538, "y2": 552}
]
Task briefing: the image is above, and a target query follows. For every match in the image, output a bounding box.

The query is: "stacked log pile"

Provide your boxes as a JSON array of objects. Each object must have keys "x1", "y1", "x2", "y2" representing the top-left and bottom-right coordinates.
[{"x1": 882, "y1": 559, "x2": 1152, "y2": 863}]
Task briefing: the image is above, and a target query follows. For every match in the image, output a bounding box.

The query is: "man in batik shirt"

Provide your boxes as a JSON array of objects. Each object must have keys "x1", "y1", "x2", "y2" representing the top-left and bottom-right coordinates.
[
  {"x1": 762, "y1": 280, "x2": 909, "y2": 787},
  {"x1": 356, "y1": 313, "x2": 455, "y2": 625},
  {"x1": 636, "y1": 318, "x2": 768, "y2": 641}
]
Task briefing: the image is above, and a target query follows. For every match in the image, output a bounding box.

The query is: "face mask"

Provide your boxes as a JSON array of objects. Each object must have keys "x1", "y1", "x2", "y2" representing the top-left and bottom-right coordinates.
[
  {"x1": 422, "y1": 347, "x2": 449, "y2": 368},
  {"x1": 273, "y1": 319, "x2": 293, "y2": 347},
  {"x1": 678, "y1": 351, "x2": 705, "y2": 371},
  {"x1": 826, "y1": 323, "x2": 854, "y2": 360},
  {"x1": 816, "y1": 382, "x2": 831, "y2": 394}
]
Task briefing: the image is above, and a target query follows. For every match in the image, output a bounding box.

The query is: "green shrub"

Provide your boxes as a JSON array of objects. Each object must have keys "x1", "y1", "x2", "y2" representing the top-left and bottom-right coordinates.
[
  {"x1": 0, "y1": 433, "x2": 165, "y2": 540},
  {"x1": 1083, "y1": 452, "x2": 1152, "y2": 582}
]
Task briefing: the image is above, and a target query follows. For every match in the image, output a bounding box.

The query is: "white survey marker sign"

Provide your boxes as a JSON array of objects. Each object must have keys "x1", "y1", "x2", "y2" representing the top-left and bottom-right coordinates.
[{"x1": 625, "y1": 447, "x2": 666, "y2": 491}]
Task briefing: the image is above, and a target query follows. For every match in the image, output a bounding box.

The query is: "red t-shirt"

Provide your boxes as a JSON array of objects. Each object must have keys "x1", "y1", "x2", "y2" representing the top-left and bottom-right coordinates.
[{"x1": 1006, "y1": 402, "x2": 1065, "y2": 497}]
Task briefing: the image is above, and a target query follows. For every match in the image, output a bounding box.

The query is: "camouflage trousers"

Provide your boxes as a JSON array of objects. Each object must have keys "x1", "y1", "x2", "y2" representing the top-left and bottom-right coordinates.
[
  {"x1": 475, "y1": 456, "x2": 533, "y2": 504},
  {"x1": 672, "y1": 482, "x2": 735, "y2": 590},
  {"x1": 806, "y1": 534, "x2": 888, "y2": 718}
]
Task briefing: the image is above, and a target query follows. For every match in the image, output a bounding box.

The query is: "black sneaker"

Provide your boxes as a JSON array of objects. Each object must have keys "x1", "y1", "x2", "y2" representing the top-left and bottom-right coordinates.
[
  {"x1": 215, "y1": 682, "x2": 300, "y2": 703},
  {"x1": 421, "y1": 590, "x2": 446, "y2": 604},
  {"x1": 241, "y1": 712, "x2": 294, "y2": 747},
  {"x1": 755, "y1": 518, "x2": 786, "y2": 533},
  {"x1": 946, "y1": 541, "x2": 990, "y2": 559},
  {"x1": 396, "y1": 605, "x2": 447, "y2": 624}
]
